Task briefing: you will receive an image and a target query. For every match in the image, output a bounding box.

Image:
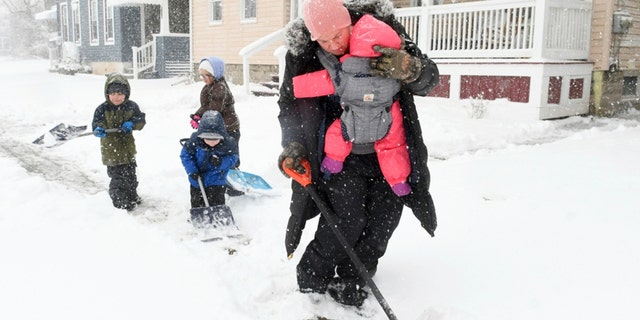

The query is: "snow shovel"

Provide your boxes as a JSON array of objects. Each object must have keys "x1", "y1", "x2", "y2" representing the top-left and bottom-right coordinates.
[
  {"x1": 226, "y1": 168, "x2": 274, "y2": 196},
  {"x1": 33, "y1": 123, "x2": 121, "y2": 146},
  {"x1": 282, "y1": 159, "x2": 398, "y2": 320},
  {"x1": 190, "y1": 175, "x2": 236, "y2": 229}
]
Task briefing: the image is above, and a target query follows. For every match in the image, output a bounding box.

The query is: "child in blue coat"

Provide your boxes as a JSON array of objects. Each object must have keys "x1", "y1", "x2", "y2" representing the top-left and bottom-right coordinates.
[{"x1": 180, "y1": 110, "x2": 239, "y2": 224}]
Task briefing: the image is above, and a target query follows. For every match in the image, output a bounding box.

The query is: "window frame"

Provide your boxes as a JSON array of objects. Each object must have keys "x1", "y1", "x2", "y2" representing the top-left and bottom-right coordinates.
[
  {"x1": 241, "y1": 0, "x2": 256, "y2": 22},
  {"x1": 103, "y1": 0, "x2": 114, "y2": 45},
  {"x1": 209, "y1": 0, "x2": 222, "y2": 24},
  {"x1": 60, "y1": 3, "x2": 70, "y2": 42},
  {"x1": 622, "y1": 76, "x2": 638, "y2": 97},
  {"x1": 72, "y1": 1, "x2": 81, "y2": 44},
  {"x1": 89, "y1": 0, "x2": 99, "y2": 45}
]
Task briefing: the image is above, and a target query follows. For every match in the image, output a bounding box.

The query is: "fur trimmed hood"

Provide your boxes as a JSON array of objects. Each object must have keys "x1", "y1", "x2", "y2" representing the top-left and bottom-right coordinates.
[
  {"x1": 283, "y1": 0, "x2": 396, "y2": 56},
  {"x1": 103, "y1": 73, "x2": 131, "y2": 102}
]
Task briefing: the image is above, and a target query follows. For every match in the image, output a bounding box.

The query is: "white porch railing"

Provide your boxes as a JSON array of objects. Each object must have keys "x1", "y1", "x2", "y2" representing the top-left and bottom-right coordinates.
[
  {"x1": 131, "y1": 39, "x2": 156, "y2": 79},
  {"x1": 238, "y1": 29, "x2": 284, "y2": 95},
  {"x1": 395, "y1": 0, "x2": 592, "y2": 60}
]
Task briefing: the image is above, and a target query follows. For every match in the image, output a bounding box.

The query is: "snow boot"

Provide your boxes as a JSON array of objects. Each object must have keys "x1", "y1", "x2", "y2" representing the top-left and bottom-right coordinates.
[
  {"x1": 225, "y1": 186, "x2": 245, "y2": 197},
  {"x1": 326, "y1": 278, "x2": 368, "y2": 307}
]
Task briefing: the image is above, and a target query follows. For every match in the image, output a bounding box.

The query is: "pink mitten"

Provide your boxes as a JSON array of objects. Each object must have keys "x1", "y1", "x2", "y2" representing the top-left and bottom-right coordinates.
[{"x1": 190, "y1": 114, "x2": 201, "y2": 129}]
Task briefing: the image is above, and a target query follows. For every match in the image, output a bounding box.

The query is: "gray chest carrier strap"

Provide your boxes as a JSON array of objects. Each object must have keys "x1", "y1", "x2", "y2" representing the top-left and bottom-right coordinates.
[{"x1": 316, "y1": 48, "x2": 400, "y2": 144}]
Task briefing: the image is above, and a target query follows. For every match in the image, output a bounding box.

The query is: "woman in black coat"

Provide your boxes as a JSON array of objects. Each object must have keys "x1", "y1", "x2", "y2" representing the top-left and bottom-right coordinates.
[{"x1": 277, "y1": 0, "x2": 439, "y2": 306}]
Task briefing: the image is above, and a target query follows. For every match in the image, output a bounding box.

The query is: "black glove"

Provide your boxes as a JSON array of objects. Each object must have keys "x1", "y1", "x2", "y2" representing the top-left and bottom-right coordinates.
[
  {"x1": 189, "y1": 172, "x2": 200, "y2": 181},
  {"x1": 370, "y1": 45, "x2": 422, "y2": 83},
  {"x1": 210, "y1": 155, "x2": 222, "y2": 167},
  {"x1": 401, "y1": 191, "x2": 437, "y2": 237},
  {"x1": 278, "y1": 141, "x2": 307, "y2": 177}
]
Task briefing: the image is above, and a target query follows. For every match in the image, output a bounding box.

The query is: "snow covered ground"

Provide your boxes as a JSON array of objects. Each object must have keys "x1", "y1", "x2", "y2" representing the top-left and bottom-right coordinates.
[{"x1": 1, "y1": 58, "x2": 639, "y2": 320}]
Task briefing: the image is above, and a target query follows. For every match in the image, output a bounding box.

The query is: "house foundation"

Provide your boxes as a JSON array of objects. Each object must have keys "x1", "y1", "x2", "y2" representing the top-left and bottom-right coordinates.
[{"x1": 426, "y1": 60, "x2": 593, "y2": 120}]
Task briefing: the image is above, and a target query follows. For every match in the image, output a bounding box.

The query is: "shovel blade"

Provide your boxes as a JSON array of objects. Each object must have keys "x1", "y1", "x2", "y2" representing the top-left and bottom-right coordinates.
[
  {"x1": 33, "y1": 123, "x2": 89, "y2": 145},
  {"x1": 190, "y1": 204, "x2": 236, "y2": 229}
]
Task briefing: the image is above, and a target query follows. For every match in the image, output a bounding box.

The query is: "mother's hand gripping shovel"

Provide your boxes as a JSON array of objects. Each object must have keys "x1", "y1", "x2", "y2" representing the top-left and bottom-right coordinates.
[
  {"x1": 282, "y1": 159, "x2": 398, "y2": 320},
  {"x1": 190, "y1": 176, "x2": 236, "y2": 230}
]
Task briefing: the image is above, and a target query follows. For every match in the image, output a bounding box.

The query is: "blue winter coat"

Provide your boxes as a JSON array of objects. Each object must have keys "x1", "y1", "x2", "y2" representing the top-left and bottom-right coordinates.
[{"x1": 180, "y1": 111, "x2": 239, "y2": 188}]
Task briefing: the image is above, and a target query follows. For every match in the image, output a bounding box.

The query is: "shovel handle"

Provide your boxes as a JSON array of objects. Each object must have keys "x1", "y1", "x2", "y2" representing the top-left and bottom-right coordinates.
[
  {"x1": 281, "y1": 158, "x2": 312, "y2": 187},
  {"x1": 197, "y1": 176, "x2": 210, "y2": 207},
  {"x1": 81, "y1": 128, "x2": 122, "y2": 137}
]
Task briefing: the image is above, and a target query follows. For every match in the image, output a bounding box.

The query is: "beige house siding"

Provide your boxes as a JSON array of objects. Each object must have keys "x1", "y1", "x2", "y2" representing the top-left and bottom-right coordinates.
[
  {"x1": 617, "y1": 1, "x2": 640, "y2": 71},
  {"x1": 190, "y1": 0, "x2": 437, "y2": 84},
  {"x1": 590, "y1": 0, "x2": 640, "y2": 72},
  {"x1": 192, "y1": 0, "x2": 288, "y2": 84},
  {"x1": 590, "y1": 0, "x2": 613, "y2": 71},
  {"x1": 590, "y1": 0, "x2": 640, "y2": 116}
]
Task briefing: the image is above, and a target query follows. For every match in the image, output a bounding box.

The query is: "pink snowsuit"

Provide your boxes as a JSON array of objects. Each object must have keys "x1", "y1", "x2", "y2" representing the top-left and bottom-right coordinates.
[{"x1": 292, "y1": 14, "x2": 411, "y2": 196}]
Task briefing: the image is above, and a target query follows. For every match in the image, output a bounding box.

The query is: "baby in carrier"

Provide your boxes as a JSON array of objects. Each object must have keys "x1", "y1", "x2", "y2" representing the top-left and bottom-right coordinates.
[{"x1": 293, "y1": 14, "x2": 411, "y2": 196}]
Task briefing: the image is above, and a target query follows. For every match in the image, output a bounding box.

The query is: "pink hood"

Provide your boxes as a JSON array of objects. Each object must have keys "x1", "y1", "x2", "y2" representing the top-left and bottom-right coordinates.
[{"x1": 348, "y1": 14, "x2": 401, "y2": 58}]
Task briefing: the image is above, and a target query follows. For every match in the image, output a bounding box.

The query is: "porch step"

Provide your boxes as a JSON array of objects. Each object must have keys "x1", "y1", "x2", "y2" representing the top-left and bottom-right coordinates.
[
  {"x1": 251, "y1": 82, "x2": 279, "y2": 96},
  {"x1": 260, "y1": 82, "x2": 279, "y2": 90},
  {"x1": 251, "y1": 74, "x2": 279, "y2": 97},
  {"x1": 165, "y1": 60, "x2": 192, "y2": 78},
  {"x1": 251, "y1": 90, "x2": 279, "y2": 97}
]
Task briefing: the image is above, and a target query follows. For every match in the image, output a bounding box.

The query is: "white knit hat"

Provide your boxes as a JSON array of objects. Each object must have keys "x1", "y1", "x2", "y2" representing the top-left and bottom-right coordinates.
[
  {"x1": 199, "y1": 57, "x2": 225, "y2": 80},
  {"x1": 199, "y1": 59, "x2": 214, "y2": 76}
]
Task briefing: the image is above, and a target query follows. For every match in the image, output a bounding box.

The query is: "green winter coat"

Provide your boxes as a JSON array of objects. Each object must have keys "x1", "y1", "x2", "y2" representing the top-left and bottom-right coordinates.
[{"x1": 92, "y1": 73, "x2": 146, "y2": 166}]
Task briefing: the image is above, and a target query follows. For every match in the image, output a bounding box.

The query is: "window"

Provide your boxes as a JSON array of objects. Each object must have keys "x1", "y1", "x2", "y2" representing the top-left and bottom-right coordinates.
[
  {"x1": 242, "y1": 0, "x2": 256, "y2": 20},
  {"x1": 569, "y1": 78, "x2": 584, "y2": 100},
  {"x1": 72, "y1": 1, "x2": 81, "y2": 43},
  {"x1": 89, "y1": 0, "x2": 99, "y2": 44},
  {"x1": 104, "y1": 0, "x2": 114, "y2": 44},
  {"x1": 547, "y1": 76, "x2": 562, "y2": 104},
  {"x1": 60, "y1": 3, "x2": 69, "y2": 41},
  {"x1": 623, "y1": 76, "x2": 637, "y2": 96},
  {"x1": 209, "y1": 0, "x2": 222, "y2": 23}
]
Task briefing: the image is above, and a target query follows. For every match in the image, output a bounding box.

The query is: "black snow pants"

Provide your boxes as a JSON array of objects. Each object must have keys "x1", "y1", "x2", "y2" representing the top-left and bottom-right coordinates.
[
  {"x1": 296, "y1": 152, "x2": 404, "y2": 293},
  {"x1": 107, "y1": 162, "x2": 139, "y2": 210}
]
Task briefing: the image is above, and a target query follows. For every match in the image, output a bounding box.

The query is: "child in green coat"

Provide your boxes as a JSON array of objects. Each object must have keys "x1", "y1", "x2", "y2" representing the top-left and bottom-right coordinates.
[{"x1": 92, "y1": 73, "x2": 146, "y2": 211}]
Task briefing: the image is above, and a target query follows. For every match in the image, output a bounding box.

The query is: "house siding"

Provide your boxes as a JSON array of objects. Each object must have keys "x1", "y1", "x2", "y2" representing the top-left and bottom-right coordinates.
[
  {"x1": 118, "y1": 6, "x2": 142, "y2": 63},
  {"x1": 590, "y1": 0, "x2": 640, "y2": 116},
  {"x1": 57, "y1": 1, "x2": 140, "y2": 74},
  {"x1": 590, "y1": 0, "x2": 614, "y2": 71},
  {"x1": 155, "y1": 35, "x2": 190, "y2": 77},
  {"x1": 190, "y1": 0, "x2": 427, "y2": 85},
  {"x1": 192, "y1": 0, "x2": 287, "y2": 84},
  {"x1": 618, "y1": 1, "x2": 640, "y2": 71}
]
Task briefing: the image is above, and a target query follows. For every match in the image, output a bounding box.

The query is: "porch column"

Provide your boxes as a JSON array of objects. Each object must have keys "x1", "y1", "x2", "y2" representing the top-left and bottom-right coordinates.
[
  {"x1": 531, "y1": 0, "x2": 550, "y2": 60},
  {"x1": 160, "y1": 0, "x2": 170, "y2": 34}
]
